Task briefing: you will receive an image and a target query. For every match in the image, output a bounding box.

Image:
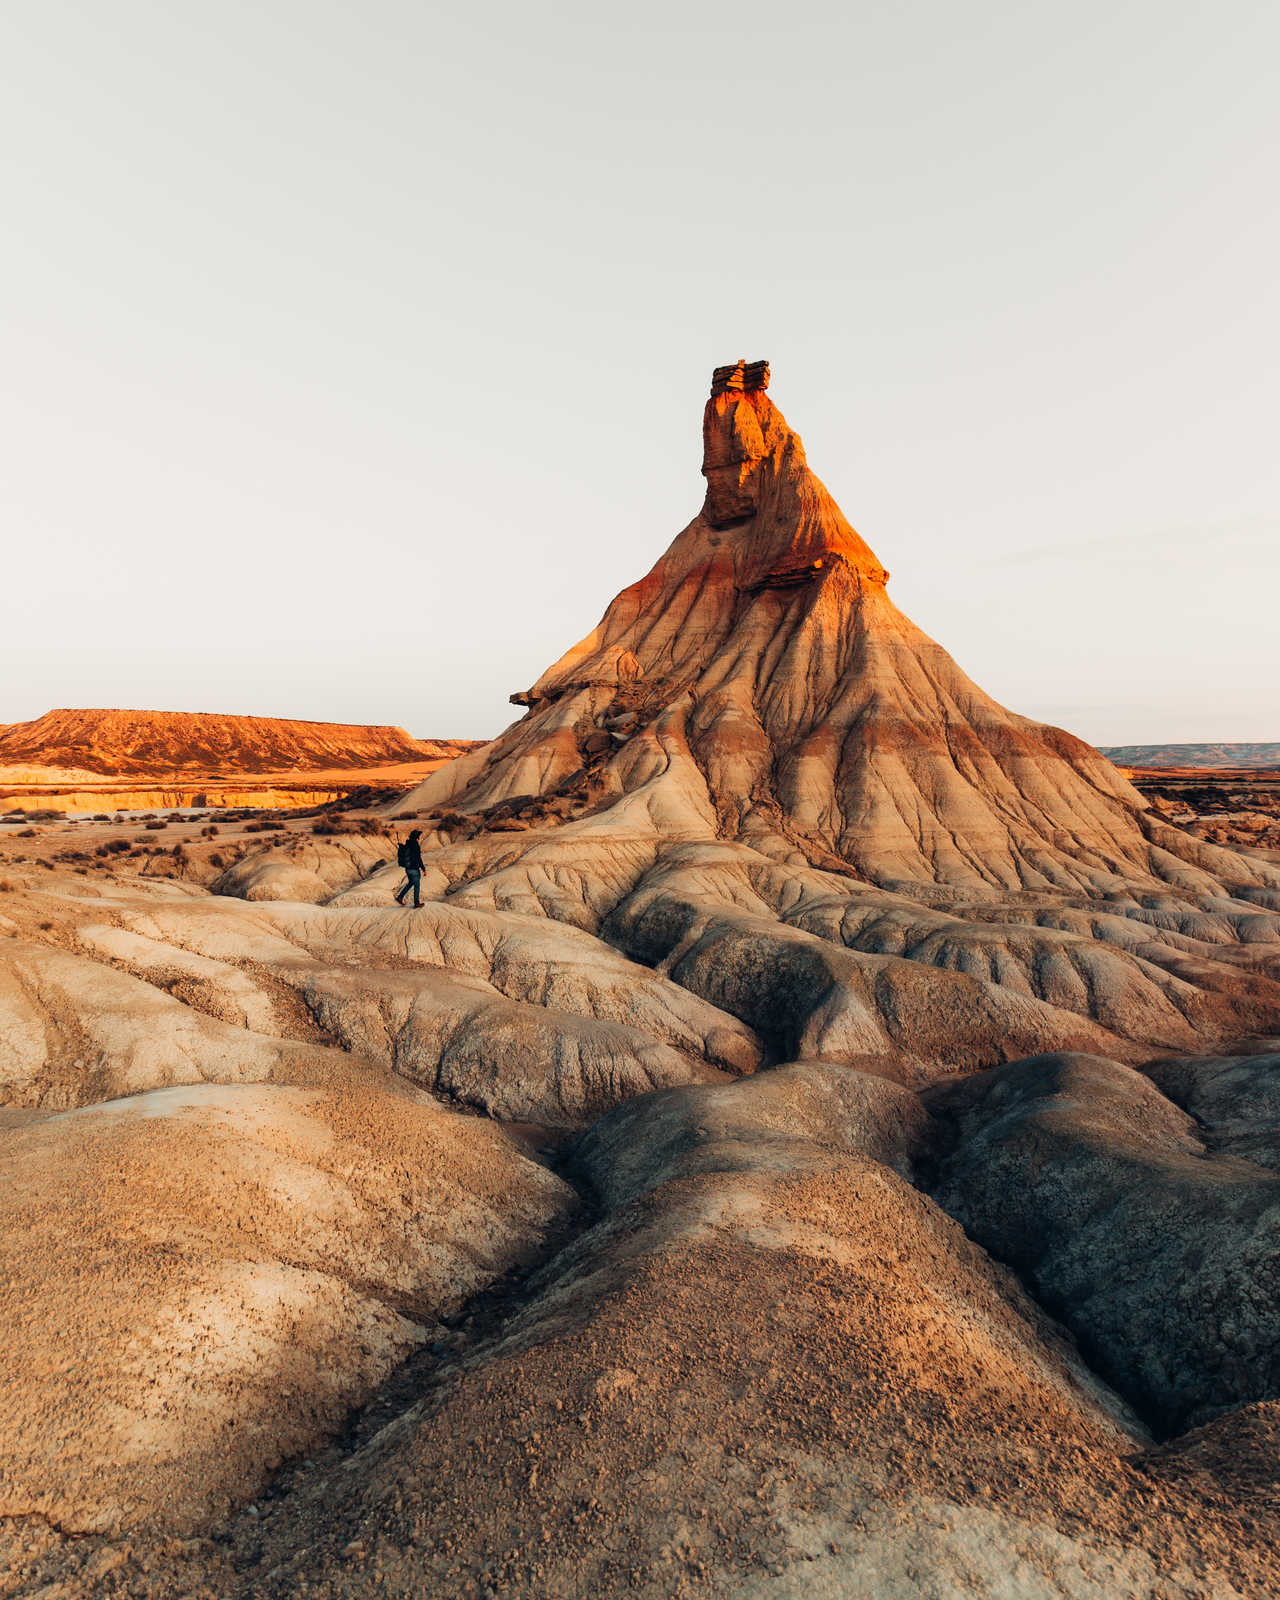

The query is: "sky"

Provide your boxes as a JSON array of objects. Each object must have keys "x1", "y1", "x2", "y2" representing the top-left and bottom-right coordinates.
[{"x1": 1, "y1": 0, "x2": 1276, "y2": 746}]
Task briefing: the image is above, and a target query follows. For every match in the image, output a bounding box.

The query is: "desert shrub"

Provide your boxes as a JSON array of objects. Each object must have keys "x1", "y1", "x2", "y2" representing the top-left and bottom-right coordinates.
[
  {"x1": 244, "y1": 820, "x2": 285, "y2": 833},
  {"x1": 145, "y1": 820, "x2": 168, "y2": 831},
  {"x1": 95, "y1": 839, "x2": 130, "y2": 857},
  {"x1": 201, "y1": 825, "x2": 220, "y2": 838},
  {"x1": 16, "y1": 828, "x2": 37, "y2": 838},
  {"x1": 91, "y1": 813, "x2": 111, "y2": 822},
  {"x1": 38, "y1": 920, "x2": 53, "y2": 931},
  {"x1": 393, "y1": 811, "x2": 419, "y2": 821},
  {"x1": 0, "y1": 881, "x2": 14, "y2": 892},
  {"x1": 208, "y1": 852, "x2": 226, "y2": 869},
  {"x1": 311, "y1": 818, "x2": 351, "y2": 836}
]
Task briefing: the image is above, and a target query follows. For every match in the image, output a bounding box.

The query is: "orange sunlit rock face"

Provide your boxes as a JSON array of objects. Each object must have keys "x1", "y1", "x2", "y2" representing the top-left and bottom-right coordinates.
[{"x1": 0, "y1": 709, "x2": 477, "y2": 815}]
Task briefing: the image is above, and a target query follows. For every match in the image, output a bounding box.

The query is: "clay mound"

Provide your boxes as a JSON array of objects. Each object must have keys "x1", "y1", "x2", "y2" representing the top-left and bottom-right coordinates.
[
  {"x1": 0, "y1": 707, "x2": 474, "y2": 776},
  {"x1": 4, "y1": 364, "x2": 1280, "y2": 1596},
  {"x1": 402, "y1": 363, "x2": 1272, "y2": 902},
  {"x1": 198, "y1": 1067, "x2": 1276, "y2": 1600},
  {"x1": 0, "y1": 1081, "x2": 574, "y2": 1535}
]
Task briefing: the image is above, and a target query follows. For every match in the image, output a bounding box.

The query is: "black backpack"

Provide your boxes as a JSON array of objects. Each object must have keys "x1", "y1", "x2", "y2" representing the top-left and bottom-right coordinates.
[{"x1": 396, "y1": 840, "x2": 409, "y2": 867}]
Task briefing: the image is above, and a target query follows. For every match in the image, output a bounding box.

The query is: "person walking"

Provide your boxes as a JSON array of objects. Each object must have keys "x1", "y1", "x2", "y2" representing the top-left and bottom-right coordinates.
[{"x1": 394, "y1": 828, "x2": 425, "y2": 908}]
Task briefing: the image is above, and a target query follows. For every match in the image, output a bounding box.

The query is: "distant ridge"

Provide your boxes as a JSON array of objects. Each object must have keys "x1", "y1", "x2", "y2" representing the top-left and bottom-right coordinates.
[
  {"x1": 0, "y1": 708, "x2": 476, "y2": 777},
  {"x1": 1102, "y1": 743, "x2": 1280, "y2": 770}
]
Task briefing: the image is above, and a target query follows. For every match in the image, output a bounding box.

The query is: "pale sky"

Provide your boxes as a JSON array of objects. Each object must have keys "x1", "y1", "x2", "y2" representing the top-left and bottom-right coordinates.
[{"x1": 2, "y1": 1, "x2": 1276, "y2": 745}]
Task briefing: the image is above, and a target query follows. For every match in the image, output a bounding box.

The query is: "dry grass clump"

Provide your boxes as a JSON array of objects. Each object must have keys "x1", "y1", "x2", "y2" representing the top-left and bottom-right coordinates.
[
  {"x1": 244, "y1": 819, "x2": 285, "y2": 833},
  {"x1": 144, "y1": 820, "x2": 168, "y2": 831},
  {"x1": 94, "y1": 840, "x2": 130, "y2": 858}
]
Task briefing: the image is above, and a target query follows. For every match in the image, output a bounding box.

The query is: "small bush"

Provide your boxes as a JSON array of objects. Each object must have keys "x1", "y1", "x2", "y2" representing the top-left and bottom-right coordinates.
[
  {"x1": 201, "y1": 825, "x2": 220, "y2": 838},
  {"x1": 208, "y1": 851, "x2": 226, "y2": 869},
  {"x1": 244, "y1": 819, "x2": 285, "y2": 833},
  {"x1": 145, "y1": 820, "x2": 168, "y2": 831},
  {"x1": 0, "y1": 880, "x2": 14, "y2": 892},
  {"x1": 16, "y1": 828, "x2": 37, "y2": 838}
]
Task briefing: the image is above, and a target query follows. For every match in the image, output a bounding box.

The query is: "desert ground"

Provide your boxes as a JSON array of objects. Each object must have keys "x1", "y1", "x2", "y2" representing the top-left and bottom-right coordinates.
[{"x1": 2, "y1": 362, "x2": 1279, "y2": 1598}]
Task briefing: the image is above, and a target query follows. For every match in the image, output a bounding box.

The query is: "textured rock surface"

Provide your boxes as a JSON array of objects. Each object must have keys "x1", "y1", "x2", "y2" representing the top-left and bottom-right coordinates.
[
  {"x1": 924, "y1": 1051, "x2": 1280, "y2": 1432},
  {"x1": 0, "y1": 1081, "x2": 573, "y2": 1534},
  {"x1": 73, "y1": 1075, "x2": 1275, "y2": 1599}
]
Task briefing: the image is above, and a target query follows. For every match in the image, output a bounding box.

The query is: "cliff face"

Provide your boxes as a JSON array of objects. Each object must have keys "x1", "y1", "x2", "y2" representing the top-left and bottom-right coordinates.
[{"x1": 0, "y1": 709, "x2": 472, "y2": 777}]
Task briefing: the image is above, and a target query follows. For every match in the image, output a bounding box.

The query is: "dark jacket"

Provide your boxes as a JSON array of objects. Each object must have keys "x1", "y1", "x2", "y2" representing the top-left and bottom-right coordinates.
[{"x1": 403, "y1": 838, "x2": 424, "y2": 871}]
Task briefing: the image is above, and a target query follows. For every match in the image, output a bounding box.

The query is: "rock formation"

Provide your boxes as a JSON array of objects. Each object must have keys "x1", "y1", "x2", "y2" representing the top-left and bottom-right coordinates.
[
  {"x1": 0, "y1": 709, "x2": 478, "y2": 816},
  {"x1": 2, "y1": 365, "x2": 1280, "y2": 1597}
]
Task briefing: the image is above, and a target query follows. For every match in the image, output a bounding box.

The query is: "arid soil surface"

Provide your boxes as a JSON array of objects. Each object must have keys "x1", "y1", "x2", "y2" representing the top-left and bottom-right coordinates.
[
  {"x1": 1126, "y1": 767, "x2": 1280, "y2": 854},
  {"x1": 0, "y1": 709, "x2": 477, "y2": 816},
  {"x1": 2, "y1": 363, "x2": 1279, "y2": 1597}
]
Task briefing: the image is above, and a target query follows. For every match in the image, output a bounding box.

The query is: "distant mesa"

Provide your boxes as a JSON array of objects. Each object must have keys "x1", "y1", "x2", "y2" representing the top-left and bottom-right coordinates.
[
  {"x1": 1102, "y1": 742, "x2": 1280, "y2": 771},
  {"x1": 0, "y1": 708, "x2": 475, "y2": 779},
  {"x1": 709, "y1": 357, "x2": 770, "y2": 395}
]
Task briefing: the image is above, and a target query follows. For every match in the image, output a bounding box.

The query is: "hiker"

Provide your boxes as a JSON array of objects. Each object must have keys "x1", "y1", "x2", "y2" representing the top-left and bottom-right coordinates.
[{"x1": 394, "y1": 829, "x2": 425, "y2": 908}]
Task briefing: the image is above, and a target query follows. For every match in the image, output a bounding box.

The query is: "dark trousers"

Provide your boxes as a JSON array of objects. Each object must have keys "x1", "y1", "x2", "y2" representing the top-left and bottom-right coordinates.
[{"x1": 396, "y1": 867, "x2": 422, "y2": 906}]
